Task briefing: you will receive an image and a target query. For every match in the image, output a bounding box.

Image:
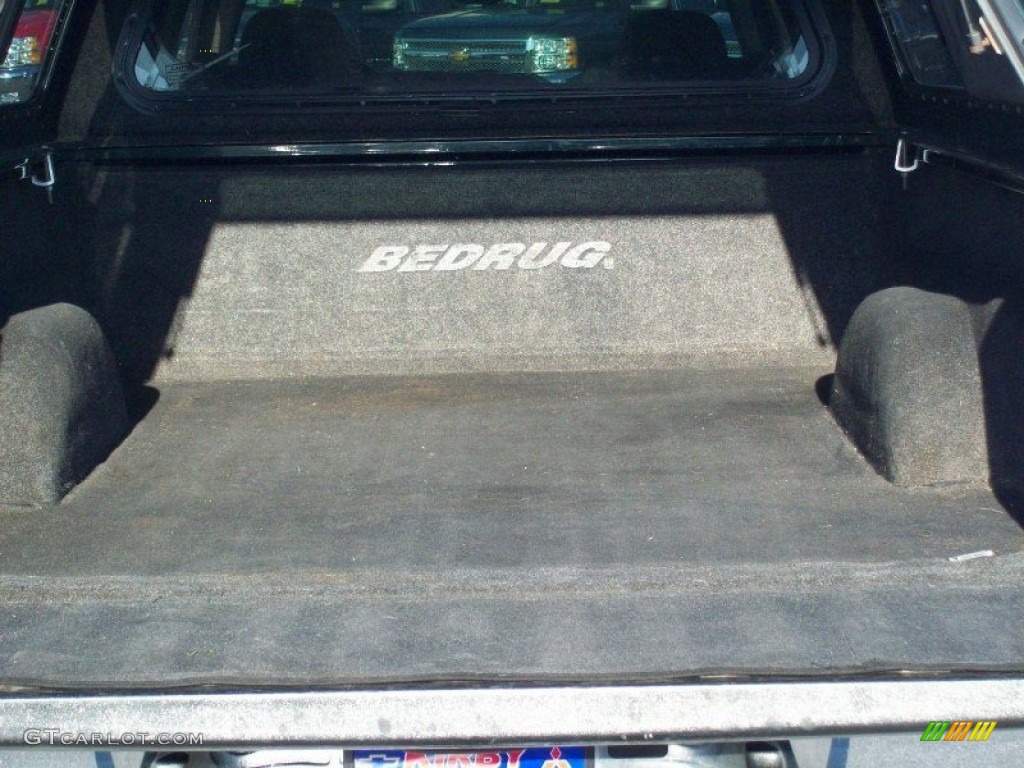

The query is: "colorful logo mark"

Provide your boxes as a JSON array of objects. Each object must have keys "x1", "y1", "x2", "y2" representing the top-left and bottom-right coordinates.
[{"x1": 921, "y1": 721, "x2": 997, "y2": 742}]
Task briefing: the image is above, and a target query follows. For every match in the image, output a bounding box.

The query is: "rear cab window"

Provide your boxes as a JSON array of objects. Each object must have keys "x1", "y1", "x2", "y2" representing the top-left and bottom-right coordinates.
[{"x1": 123, "y1": 0, "x2": 827, "y2": 105}]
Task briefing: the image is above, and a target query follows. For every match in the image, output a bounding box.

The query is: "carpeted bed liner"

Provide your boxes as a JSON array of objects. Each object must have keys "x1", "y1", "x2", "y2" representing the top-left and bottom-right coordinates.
[{"x1": 1, "y1": 367, "x2": 1022, "y2": 686}]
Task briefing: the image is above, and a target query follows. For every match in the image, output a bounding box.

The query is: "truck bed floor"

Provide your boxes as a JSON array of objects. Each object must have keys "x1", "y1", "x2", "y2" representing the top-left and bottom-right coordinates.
[{"x1": 1, "y1": 367, "x2": 1022, "y2": 687}]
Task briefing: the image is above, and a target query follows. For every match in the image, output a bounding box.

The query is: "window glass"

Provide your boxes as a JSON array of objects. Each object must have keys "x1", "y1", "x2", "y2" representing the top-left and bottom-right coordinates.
[
  {"x1": 128, "y1": 0, "x2": 821, "y2": 101},
  {"x1": 0, "y1": 0, "x2": 63, "y2": 104},
  {"x1": 881, "y1": 0, "x2": 961, "y2": 88}
]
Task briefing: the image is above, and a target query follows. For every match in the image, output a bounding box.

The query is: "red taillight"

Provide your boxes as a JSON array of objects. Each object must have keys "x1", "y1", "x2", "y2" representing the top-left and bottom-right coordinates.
[{"x1": 2, "y1": 9, "x2": 57, "y2": 70}]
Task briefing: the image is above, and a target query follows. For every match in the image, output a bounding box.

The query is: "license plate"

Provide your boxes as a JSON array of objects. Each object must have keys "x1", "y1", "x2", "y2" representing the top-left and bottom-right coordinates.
[{"x1": 351, "y1": 747, "x2": 591, "y2": 768}]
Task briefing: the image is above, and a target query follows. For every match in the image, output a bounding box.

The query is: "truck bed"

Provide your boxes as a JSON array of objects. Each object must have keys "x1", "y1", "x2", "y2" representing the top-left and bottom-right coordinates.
[{"x1": 2, "y1": 366, "x2": 1021, "y2": 687}]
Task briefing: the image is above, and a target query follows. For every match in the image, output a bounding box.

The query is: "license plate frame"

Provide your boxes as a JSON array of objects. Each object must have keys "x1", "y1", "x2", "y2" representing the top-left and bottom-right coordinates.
[{"x1": 349, "y1": 747, "x2": 593, "y2": 768}]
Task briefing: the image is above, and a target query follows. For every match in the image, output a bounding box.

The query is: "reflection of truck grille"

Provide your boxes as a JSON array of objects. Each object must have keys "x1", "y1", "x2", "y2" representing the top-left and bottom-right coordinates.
[{"x1": 396, "y1": 39, "x2": 529, "y2": 73}]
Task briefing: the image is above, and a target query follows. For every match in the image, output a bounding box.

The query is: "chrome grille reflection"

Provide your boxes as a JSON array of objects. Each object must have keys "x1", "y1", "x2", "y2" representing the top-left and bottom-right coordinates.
[{"x1": 396, "y1": 38, "x2": 530, "y2": 73}]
